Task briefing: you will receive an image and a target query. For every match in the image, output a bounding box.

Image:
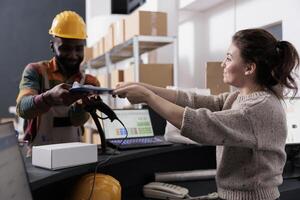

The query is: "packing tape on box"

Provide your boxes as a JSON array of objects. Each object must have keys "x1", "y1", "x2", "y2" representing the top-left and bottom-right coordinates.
[
  {"x1": 155, "y1": 169, "x2": 217, "y2": 182},
  {"x1": 151, "y1": 13, "x2": 158, "y2": 35}
]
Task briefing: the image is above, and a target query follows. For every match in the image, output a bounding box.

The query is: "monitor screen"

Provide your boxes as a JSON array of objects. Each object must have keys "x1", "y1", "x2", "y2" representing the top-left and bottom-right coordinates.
[
  {"x1": 284, "y1": 98, "x2": 300, "y2": 144},
  {"x1": 111, "y1": 0, "x2": 146, "y2": 14},
  {"x1": 102, "y1": 109, "x2": 154, "y2": 139},
  {"x1": 0, "y1": 122, "x2": 33, "y2": 200}
]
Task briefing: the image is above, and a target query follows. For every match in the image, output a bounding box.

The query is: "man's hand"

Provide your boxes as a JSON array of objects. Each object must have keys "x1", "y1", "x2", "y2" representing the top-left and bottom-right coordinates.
[{"x1": 42, "y1": 83, "x2": 86, "y2": 106}]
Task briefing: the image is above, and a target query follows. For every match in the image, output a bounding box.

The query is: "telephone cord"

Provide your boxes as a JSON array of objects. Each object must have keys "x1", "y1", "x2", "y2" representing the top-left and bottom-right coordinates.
[{"x1": 87, "y1": 118, "x2": 128, "y2": 200}]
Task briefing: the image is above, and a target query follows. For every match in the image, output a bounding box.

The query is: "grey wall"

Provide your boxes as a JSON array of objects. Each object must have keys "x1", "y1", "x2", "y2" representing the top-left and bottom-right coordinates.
[
  {"x1": 0, "y1": 0, "x2": 85, "y2": 117},
  {"x1": 265, "y1": 23, "x2": 282, "y2": 40}
]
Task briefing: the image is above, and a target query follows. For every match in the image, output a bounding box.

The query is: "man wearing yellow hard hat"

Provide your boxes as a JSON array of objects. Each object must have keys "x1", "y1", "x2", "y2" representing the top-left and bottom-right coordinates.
[
  {"x1": 16, "y1": 11, "x2": 99, "y2": 155},
  {"x1": 16, "y1": 10, "x2": 122, "y2": 200}
]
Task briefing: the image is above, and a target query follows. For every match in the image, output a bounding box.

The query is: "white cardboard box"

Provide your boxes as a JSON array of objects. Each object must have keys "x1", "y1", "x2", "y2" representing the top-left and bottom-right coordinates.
[{"x1": 32, "y1": 142, "x2": 98, "y2": 170}]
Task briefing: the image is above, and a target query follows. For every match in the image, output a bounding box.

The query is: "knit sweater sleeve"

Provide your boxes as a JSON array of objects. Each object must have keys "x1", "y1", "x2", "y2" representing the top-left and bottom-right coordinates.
[
  {"x1": 180, "y1": 107, "x2": 257, "y2": 148},
  {"x1": 176, "y1": 90, "x2": 230, "y2": 111}
]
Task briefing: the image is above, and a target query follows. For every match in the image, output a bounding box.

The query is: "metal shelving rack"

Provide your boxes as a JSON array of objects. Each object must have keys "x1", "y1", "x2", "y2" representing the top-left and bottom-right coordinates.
[
  {"x1": 86, "y1": 35, "x2": 178, "y2": 87},
  {"x1": 83, "y1": 35, "x2": 178, "y2": 144}
]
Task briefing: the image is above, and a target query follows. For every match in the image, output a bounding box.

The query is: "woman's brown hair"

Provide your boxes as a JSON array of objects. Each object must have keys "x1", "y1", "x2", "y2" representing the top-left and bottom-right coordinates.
[{"x1": 232, "y1": 28, "x2": 299, "y2": 99}]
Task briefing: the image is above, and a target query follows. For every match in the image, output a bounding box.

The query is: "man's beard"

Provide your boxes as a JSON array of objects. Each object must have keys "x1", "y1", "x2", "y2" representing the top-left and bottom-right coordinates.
[{"x1": 55, "y1": 56, "x2": 82, "y2": 77}]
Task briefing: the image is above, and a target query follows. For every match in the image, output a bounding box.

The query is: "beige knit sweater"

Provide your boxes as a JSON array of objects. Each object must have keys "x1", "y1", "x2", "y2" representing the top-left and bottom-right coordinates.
[{"x1": 176, "y1": 90, "x2": 286, "y2": 200}]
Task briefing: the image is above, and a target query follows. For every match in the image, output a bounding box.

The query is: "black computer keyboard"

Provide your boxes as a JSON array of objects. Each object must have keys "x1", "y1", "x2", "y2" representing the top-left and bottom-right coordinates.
[
  {"x1": 108, "y1": 136, "x2": 172, "y2": 150},
  {"x1": 111, "y1": 137, "x2": 163, "y2": 145}
]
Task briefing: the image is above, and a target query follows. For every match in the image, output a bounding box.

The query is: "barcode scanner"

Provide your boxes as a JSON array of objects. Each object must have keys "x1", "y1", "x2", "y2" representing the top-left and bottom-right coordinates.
[
  {"x1": 83, "y1": 96, "x2": 120, "y2": 154},
  {"x1": 84, "y1": 96, "x2": 118, "y2": 122},
  {"x1": 95, "y1": 100, "x2": 118, "y2": 122}
]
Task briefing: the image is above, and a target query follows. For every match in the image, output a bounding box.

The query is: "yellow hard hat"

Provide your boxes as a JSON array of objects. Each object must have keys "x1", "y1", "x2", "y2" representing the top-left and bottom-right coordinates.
[
  {"x1": 71, "y1": 173, "x2": 121, "y2": 200},
  {"x1": 49, "y1": 10, "x2": 87, "y2": 39}
]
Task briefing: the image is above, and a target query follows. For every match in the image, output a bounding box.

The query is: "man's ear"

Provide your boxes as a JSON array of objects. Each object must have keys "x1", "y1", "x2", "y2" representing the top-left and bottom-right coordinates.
[
  {"x1": 245, "y1": 63, "x2": 256, "y2": 75},
  {"x1": 49, "y1": 40, "x2": 54, "y2": 53}
]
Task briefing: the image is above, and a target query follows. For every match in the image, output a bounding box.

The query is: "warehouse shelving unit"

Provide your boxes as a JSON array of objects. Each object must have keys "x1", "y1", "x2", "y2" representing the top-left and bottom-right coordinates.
[
  {"x1": 83, "y1": 35, "x2": 178, "y2": 144},
  {"x1": 86, "y1": 35, "x2": 178, "y2": 87}
]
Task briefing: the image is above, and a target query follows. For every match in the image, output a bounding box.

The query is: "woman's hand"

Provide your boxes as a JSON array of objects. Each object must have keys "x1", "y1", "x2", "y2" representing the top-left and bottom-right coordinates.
[
  {"x1": 114, "y1": 82, "x2": 184, "y2": 129},
  {"x1": 113, "y1": 83, "x2": 154, "y2": 104}
]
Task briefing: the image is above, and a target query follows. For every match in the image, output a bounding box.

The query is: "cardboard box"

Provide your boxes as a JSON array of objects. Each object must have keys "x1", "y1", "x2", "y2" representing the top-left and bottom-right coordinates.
[
  {"x1": 98, "y1": 37, "x2": 105, "y2": 56},
  {"x1": 124, "y1": 65, "x2": 135, "y2": 82},
  {"x1": 124, "y1": 64, "x2": 173, "y2": 88},
  {"x1": 32, "y1": 142, "x2": 97, "y2": 170},
  {"x1": 92, "y1": 42, "x2": 99, "y2": 58},
  {"x1": 113, "y1": 19, "x2": 125, "y2": 46},
  {"x1": 83, "y1": 129, "x2": 91, "y2": 144},
  {"x1": 97, "y1": 74, "x2": 109, "y2": 88},
  {"x1": 125, "y1": 11, "x2": 167, "y2": 40},
  {"x1": 140, "y1": 64, "x2": 173, "y2": 88},
  {"x1": 92, "y1": 133, "x2": 101, "y2": 144},
  {"x1": 206, "y1": 62, "x2": 230, "y2": 95},
  {"x1": 92, "y1": 38, "x2": 105, "y2": 58},
  {"x1": 111, "y1": 69, "x2": 124, "y2": 88},
  {"x1": 84, "y1": 47, "x2": 93, "y2": 61},
  {"x1": 105, "y1": 24, "x2": 114, "y2": 52}
]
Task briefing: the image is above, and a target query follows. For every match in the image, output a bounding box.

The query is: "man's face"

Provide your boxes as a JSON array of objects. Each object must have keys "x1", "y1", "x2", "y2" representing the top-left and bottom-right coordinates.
[{"x1": 52, "y1": 37, "x2": 85, "y2": 76}]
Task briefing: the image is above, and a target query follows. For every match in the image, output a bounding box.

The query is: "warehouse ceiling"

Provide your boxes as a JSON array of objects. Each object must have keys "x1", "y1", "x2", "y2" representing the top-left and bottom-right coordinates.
[{"x1": 180, "y1": 0, "x2": 226, "y2": 11}]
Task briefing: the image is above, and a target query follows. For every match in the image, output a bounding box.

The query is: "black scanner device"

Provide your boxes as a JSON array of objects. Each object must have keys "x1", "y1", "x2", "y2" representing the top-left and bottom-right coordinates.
[
  {"x1": 84, "y1": 96, "x2": 119, "y2": 154},
  {"x1": 84, "y1": 96, "x2": 118, "y2": 122}
]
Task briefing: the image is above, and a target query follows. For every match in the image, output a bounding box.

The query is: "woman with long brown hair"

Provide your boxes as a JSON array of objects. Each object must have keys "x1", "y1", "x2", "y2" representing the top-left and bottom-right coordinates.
[{"x1": 113, "y1": 28, "x2": 299, "y2": 200}]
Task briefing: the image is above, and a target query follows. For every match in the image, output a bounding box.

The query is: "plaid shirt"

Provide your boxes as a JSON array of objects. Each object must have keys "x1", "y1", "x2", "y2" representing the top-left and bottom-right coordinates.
[{"x1": 16, "y1": 57, "x2": 99, "y2": 142}]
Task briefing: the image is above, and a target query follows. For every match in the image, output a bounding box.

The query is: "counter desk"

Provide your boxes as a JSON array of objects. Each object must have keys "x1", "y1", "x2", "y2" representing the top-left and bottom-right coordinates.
[
  {"x1": 25, "y1": 144, "x2": 300, "y2": 200},
  {"x1": 26, "y1": 144, "x2": 216, "y2": 199}
]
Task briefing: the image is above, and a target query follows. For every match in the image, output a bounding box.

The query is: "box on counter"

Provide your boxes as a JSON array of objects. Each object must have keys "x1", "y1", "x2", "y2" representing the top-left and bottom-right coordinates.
[
  {"x1": 125, "y1": 11, "x2": 167, "y2": 40},
  {"x1": 32, "y1": 142, "x2": 97, "y2": 170},
  {"x1": 124, "y1": 64, "x2": 173, "y2": 88},
  {"x1": 206, "y1": 62, "x2": 230, "y2": 95}
]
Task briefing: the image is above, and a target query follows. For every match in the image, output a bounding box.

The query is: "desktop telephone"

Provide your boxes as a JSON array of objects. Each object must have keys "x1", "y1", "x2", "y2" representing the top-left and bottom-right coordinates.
[
  {"x1": 143, "y1": 182, "x2": 218, "y2": 200},
  {"x1": 143, "y1": 182, "x2": 188, "y2": 199}
]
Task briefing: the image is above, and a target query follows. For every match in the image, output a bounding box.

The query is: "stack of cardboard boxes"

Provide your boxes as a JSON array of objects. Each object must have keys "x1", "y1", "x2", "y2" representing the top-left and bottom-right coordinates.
[
  {"x1": 84, "y1": 10, "x2": 173, "y2": 89},
  {"x1": 124, "y1": 11, "x2": 167, "y2": 41},
  {"x1": 88, "y1": 10, "x2": 168, "y2": 58},
  {"x1": 83, "y1": 10, "x2": 229, "y2": 94}
]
